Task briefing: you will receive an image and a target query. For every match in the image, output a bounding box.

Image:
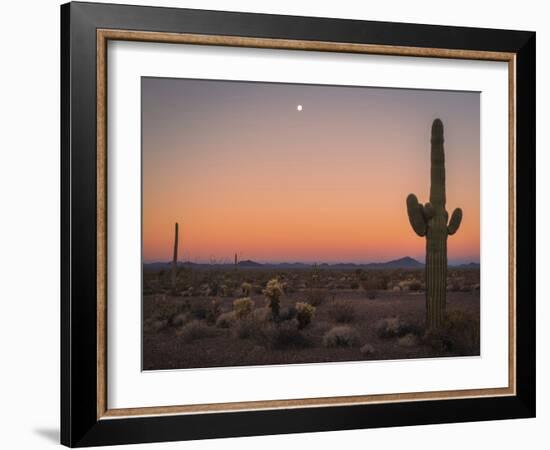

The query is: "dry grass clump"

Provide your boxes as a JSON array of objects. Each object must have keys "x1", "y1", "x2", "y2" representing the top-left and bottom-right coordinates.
[
  {"x1": 375, "y1": 317, "x2": 420, "y2": 339},
  {"x1": 375, "y1": 317, "x2": 403, "y2": 338},
  {"x1": 328, "y1": 300, "x2": 356, "y2": 323},
  {"x1": 215, "y1": 311, "x2": 236, "y2": 328},
  {"x1": 398, "y1": 333, "x2": 418, "y2": 347},
  {"x1": 261, "y1": 320, "x2": 307, "y2": 349},
  {"x1": 170, "y1": 313, "x2": 189, "y2": 327},
  {"x1": 233, "y1": 297, "x2": 255, "y2": 319},
  {"x1": 360, "y1": 343, "x2": 375, "y2": 355},
  {"x1": 323, "y1": 326, "x2": 360, "y2": 348},
  {"x1": 233, "y1": 315, "x2": 264, "y2": 339},
  {"x1": 143, "y1": 318, "x2": 169, "y2": 333},
  {"x1": 177, "y1": 320, "x2": 213, "y2": 343}
]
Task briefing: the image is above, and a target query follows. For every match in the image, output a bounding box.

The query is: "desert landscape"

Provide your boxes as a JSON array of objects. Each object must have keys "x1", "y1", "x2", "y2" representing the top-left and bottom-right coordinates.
[
  {"x1": 141, "y1": 78, "x2": 481, "y2": 371},
  {"x1": 143, "y1": 261, "x2": 480, "y2": 370}
]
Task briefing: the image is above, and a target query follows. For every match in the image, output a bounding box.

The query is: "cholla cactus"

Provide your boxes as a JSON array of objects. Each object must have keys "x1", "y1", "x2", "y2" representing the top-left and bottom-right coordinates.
[
  {"x1": 233, "y1": 297, "x2": 255, "y2": 319},
  {"x1": 295, "y1": 302, "x2": 315, "y2": 329},
  {"x1": 241, "y1": 282, "x2": 252, "y2": 296},
  {"x1": 263, "y1": 278, "x2": 284, "y2": 319},
  {"x1": 406, "y1": 119, "x2": 463, "y2": 330}
]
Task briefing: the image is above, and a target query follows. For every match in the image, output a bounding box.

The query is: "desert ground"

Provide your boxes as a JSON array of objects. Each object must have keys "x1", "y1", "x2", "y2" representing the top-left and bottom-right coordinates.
[{"x1": 142, "y1": 265, "x2": 480, "y2": 370}]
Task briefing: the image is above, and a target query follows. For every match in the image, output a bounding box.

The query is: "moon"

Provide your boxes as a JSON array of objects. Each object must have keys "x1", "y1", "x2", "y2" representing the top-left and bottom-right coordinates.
[{"x1": 296, "y1": 104, "x2": 303, "y2": 111}]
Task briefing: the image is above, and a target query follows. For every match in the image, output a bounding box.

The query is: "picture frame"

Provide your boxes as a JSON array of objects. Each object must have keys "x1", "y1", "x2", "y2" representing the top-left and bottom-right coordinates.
[{"x1": 60, "y1": 1, "x2": 535, "y2": 447}]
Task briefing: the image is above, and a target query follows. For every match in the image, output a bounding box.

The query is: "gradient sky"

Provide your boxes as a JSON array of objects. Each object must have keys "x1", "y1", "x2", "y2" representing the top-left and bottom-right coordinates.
[{"x1": 142, "y1": 77, "x2": 480, "y2": 264}]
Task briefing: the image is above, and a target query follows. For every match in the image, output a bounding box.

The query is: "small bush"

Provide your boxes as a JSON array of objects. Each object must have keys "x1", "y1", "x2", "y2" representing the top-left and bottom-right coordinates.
[
  {"x1": 409, "y1": 281, "x2": 422, "y2": 292},
  {"x1": 233, "y1": 297, "x2": 255, "y2": 319},
  {"x1": 190, "y1": 305, "x2": 208, "y2": 320},
  {"x1": 360, "y1": 343, "x2": 375, "y2": 355},
  {"x1": 261, "y1": 320, "x2": 306, "y2": 349},
  {"x1": 215, "y1": 311, "x2": 236, "y2": 328},
  {"x1": 376, "y1": 317, "x2": 400, "y2": 338},
  {"x1": 424, "y1": 311, "x2": 480, "y2": 355},
  {"x1": 144, "y1": 318, "x2": 168, "y2": 333},
  {"x1": 328, "y1": 300, "x2": 356, "y2": 323},
  {"x1": 234, "y1": 315, "x2": 263, "y2": 339},
  {"x1": 323, "y1": 326, "x2": 360, "y2": 348},
  {"x1": 177, "y1": 320, "x2": 212, "y2": 343},
  {"x1": 170, "y1": 313, "x2": 189, "y2": 327},
  {"x1": 295, "y1": 302, "x2": 315, "y2": 329},
  {"x1": 350, "y1": 281, "x2": 360, "y2": 290},
  {"x1": 306, "y1": 288, "x2": 328, "y2": 306},
  {"x1": 398, "y1": 333, "x2": 419, "y2": 347}
]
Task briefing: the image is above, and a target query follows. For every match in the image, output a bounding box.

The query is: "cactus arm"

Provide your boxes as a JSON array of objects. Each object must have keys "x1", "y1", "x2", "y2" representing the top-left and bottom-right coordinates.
[
  {"x1": 406, "y1": 193, "x2": 427, "y2": 237},
  {"x1": 447, "y1": 208, "x2": 463, "y2": 235}
]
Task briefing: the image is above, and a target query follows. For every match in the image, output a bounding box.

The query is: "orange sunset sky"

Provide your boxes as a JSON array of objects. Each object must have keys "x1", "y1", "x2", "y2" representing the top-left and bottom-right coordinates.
[{"x1": 142, "y1": 78, "x2": 480, "y2": 264}]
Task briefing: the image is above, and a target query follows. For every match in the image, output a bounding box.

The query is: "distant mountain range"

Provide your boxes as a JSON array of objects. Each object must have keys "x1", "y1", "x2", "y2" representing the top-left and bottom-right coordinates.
[{"x1": 143, "y1": 256, "x2": 479, "y2": 271}]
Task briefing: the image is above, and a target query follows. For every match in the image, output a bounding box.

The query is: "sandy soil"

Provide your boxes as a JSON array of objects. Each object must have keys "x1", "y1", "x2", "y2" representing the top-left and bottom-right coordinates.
[{"x1": 142, "y1": 289, "x2": 480, "y2": 370}]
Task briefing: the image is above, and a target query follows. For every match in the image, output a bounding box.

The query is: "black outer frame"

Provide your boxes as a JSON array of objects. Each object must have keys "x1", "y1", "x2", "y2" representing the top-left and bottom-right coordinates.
[{"x1": 61, "y1": 1, "x2": 536, "y2": 447}]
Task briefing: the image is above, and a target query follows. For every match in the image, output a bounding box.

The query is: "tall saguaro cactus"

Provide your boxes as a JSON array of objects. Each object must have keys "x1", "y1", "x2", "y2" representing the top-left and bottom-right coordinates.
[
  {"x1": 171, "y1": 222, "x2": 179, "y2": 291},
  {"x1": 406, "y1": 119, "x2": 463, "y2": 330}
]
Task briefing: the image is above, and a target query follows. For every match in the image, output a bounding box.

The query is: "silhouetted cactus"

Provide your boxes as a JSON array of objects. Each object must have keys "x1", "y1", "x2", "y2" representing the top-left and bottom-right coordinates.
[
  {"x1": 406, "y1": 119, "x2": 463, "y2": 330},
  {"x1": 171, "y1": 223, "x2": 179, "y2": 291}
]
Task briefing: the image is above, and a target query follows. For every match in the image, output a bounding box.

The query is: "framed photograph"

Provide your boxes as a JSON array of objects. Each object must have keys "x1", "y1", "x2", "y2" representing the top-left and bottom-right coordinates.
[{"x1": 61, "y1": 1, "x2": 536, "y2": 447}]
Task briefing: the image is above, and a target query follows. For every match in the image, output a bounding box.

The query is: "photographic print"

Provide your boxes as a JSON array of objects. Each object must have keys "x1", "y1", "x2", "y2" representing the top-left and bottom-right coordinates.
[{"x1": 141, "y1": 77, "x2": 481, "y2": 371}]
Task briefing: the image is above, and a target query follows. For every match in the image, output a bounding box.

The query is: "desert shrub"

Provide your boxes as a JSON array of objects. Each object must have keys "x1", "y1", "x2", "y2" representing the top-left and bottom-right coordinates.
[
  {"x1": 241, "y1": 282, "x2": 252, "y2": 296},
  {"x1": 264, "y1": 278, "x2": 284, "y2": 319},
  {"x1": 190, "y1": 305, "x2": 208, "y2": 320},
  {"x1": 170, "y1": 313, "x2": 189, "y2": 327},
  {"x1": 295, "y1": 302, "x2": 315, "y2": 329},
  {"x1": 424, "y1": 311, "x2": 480, "y2": 355},
  {"x1": 323, "y1": 326, "x2": 360, "y2": 348},
  {"x1": 234, "y1": 316, "x2": 263, "y2": 339},
  {"x1": 144, "y1": 318, "x2": 168, "y2": 333},
  {"x1": 328, "y1": 300, "x2": 356, "y2": 323},
  {"x1": 306, "y1": 288, "x2": 328, "y2": 306},
  {"x1": 261, "y1": 320, "x2": 306, "y2": 349},
  {"x1": 409, "y1": 281, "x2": 422, "y2": 292},
  {"x1": 206, "y1": 299, "x2": 221, "y2": 325},
  {"x1": 375, "y1": 317, "x2": 421, "y2": 339},
  {"x1": 350, "y1": 281, "x2": 360, "y2": 290},
  {"x1": 375, "y1": 317, "x2": 403, "y2": 338},
  {"x1": 233, "y1": 297, "x2": 255, "y2": 319},
  {"x1": 215, "y1": 311, "x2": 236, "y2": 328},
  {"x1": 360, "y1": 343, "x2": 375, "y2": 355},
  {"x1": 177, "y1": 320, "x2": 212, "y2": 343},
  {"x1": 398, "y1": 333, "x2": 419, "y2": 347}
]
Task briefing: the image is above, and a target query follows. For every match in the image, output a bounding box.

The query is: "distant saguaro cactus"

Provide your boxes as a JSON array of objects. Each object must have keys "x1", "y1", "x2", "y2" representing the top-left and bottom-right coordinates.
[
  {"x1": 171, "y1": 223, "x2": 179, "y2": 291},
  {"x1": 406, "y1": 119, "x2": 463, "y2": 330}
]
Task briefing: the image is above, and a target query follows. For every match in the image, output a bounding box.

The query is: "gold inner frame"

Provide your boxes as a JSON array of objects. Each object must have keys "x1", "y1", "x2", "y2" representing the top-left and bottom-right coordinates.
[{"x1": 96, "y1": 28, "x2": 517, "y2": 420}]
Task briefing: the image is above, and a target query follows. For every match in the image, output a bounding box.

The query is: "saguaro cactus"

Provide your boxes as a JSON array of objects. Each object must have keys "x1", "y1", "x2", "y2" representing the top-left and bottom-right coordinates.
[
  {"x1": 406, "y1": 119, "x2": 463, "y2": 330},
  {"x1": 171, "y1": 222, "x2": 179, "y2": 291}
]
